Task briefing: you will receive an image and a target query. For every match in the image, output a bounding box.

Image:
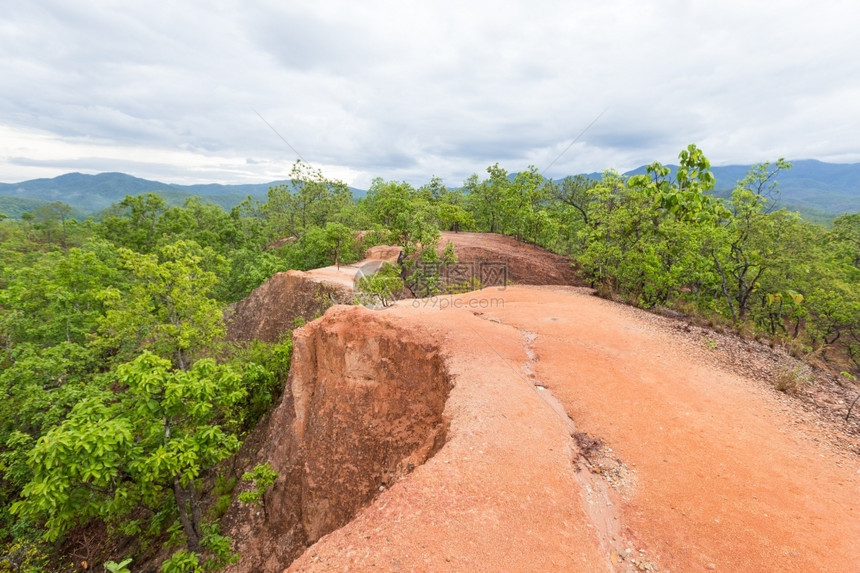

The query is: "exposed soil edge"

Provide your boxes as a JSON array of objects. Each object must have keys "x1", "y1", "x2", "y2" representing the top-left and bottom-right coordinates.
[{"x1": 221, "y1": 306, "x2": 454, "y2": 572}]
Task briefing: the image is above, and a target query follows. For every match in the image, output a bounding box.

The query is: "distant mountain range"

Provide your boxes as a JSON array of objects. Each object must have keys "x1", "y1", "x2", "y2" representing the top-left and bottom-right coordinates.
[
  {"x1": 1, "y1": 159, "x2": 858, "y2": 221},
  {"x1": 0, "y1": 172, "x2": 294, "y2": 218},
  {"x1": 620, "y1": 159, "x2": 860, "y2": 219}
]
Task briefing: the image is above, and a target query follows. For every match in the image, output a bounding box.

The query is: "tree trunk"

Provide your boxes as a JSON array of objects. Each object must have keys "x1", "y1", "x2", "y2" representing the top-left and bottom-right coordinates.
[
  {"x1": 711, "y1": 254, "x2": 736, "y2": 321},
  {"x1": 173, "y1": 476, "x2": 202, "y2": 552}
]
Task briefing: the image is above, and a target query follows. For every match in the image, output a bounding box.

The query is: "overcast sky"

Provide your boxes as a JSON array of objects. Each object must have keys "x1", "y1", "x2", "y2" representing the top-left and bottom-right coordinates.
[{"x1": 2, "y1": 0, "x2": 859, "y2": 188}]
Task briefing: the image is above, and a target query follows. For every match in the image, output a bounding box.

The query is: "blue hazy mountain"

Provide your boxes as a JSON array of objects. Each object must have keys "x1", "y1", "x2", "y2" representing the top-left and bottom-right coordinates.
[
  {"x1": 619, "y1": 160, "x2": 860, "y2": 215},
  {"x1": 0, "y1": 172, "x2": 365, "y2": 217},
  {"x1": 2, "y1": 160, "x2": 859, "y2": 219}
]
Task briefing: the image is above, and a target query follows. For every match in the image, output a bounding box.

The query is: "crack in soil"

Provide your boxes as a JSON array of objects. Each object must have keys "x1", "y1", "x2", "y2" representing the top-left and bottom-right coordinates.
[
  {"x1": 520, "y1": 330, "x2": 658, "y2": 573},
  {"x1": 467, "y1": 315, "x2": 659, "y2": 571}
]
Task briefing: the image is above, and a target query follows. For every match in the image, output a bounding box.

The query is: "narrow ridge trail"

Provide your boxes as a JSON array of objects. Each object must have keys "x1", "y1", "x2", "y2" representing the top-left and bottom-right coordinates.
[
  {"x1": 286, "y1": 285, "x2": 859, "y2": 572},
  {"x1": 479, "y1": 286, "x2": 860, "y2": 572}
]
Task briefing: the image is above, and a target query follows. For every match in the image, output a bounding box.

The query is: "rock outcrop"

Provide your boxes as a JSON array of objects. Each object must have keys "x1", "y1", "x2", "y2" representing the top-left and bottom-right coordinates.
[
  {"x1": 223, "y1": 306, "x2": 452, "y2": 572},
  {"x1": 226, "y1": 246, "x2": 403, "y2": 343},
  {"x1": 289, "y1": 306, "x2": 450, "y2": 543},
  {"x1": 225, "y1": 271, "x2": 350, "y2": 343}
]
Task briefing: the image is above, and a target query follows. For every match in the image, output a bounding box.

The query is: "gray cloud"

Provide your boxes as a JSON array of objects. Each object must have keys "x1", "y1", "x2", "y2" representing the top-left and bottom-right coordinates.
[{"x1": 1, "y1": 0, "x2": 859, "y2": 187}]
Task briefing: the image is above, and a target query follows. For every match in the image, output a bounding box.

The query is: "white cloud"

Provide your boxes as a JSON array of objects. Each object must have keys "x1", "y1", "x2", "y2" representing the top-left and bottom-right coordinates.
[{"x1": 1, "y1": 0, "x2": 859, "y2": 187}]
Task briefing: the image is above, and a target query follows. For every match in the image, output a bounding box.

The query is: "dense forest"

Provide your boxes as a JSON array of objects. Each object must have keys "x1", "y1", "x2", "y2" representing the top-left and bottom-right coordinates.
[{"x1": 1, "y1": 147, "x2": 858, "y2": 571}]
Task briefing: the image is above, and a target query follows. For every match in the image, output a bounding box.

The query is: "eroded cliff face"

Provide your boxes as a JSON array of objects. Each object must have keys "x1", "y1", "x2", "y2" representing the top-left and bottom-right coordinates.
[
  {"x1": 225, "y1": 271, "x2": 352, "y2": 343},
  {"x1": 224, "y1": 306, "x2": 451, "y2": 572},
  {"x1": 291, "y1": 308, "x2": 450, "y2": 542}
]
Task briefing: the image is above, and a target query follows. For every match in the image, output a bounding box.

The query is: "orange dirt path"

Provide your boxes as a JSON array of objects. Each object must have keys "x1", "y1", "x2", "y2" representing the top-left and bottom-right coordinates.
[
  {"x1": 287, "y1": 286, "x2": 860, "y2": 572},
  {"x1": 485, "y1": 286, "x2": 860, "y2": 572}
]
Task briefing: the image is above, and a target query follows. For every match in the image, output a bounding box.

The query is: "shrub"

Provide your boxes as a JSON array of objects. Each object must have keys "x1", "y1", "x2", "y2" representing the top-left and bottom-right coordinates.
[{"x1": 774, "y1": 364, "x2": 814, "y2": 394}]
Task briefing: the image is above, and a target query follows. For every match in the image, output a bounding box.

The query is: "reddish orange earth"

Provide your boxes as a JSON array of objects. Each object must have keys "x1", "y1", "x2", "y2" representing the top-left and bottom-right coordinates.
[{"x1": 286, "y1": 286, "x2": 860, "y2": 573}]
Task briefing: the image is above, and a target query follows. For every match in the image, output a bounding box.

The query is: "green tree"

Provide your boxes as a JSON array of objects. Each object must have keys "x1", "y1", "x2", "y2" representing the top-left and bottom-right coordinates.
[
  {"x1": 359, "y1": 178, "x2": 442, "y2": 259},
  {"x1": 10, "y1": 397, "x2": 135, "y2": 542},
  {"x1": 0, "y1": 240, "x2": 119, "y2": 348},
  {"x1": 11, "y1": 353, "x2": 246, "y2": 552},
  {"x1": 116, "y1": 353, "x2": 244, "y2": 552},
  {"x1": 284, "y1": 223, "x2": 359, "y2": 270},
  {"x1": 261, "y1": 161, "x2": 353, "y2": 241},
  {"x1": 19, "y1": 211, "x2": 35, "y2": 242},
  {"x1": 33, "y1": 201, "x2": 74, "y2": 246},
  {"x1": 575, "y1": 146, "x2": 727, "y2": 307},
  {"x1": 436, "y1": 200, "x2": 473, "y2": 233},
  {"x1": 355, "y1": 262, "x2": 404, "y2": 307},
  {"x1": 238, "y1": 463, "x2": 278, "y2": 520},
  {"x1": 831, "y1": 213, "x2": 860, "y2": 271},
  {"x1": 360, "y1": 178, "x2": 414, "y2": 230},
  {"x1": 98, "y1": 240, "x2": 227, "y2": 369},
  {"x1": 421, "y1": 178, "x2": 473, "y2": 232},
  {"x1": 319, "y1": 222, "x2": 358, "y2": 268},
  {"x1": 552, "y1": 174, "x2": 599, "y2": 227},
  {"x1": 156, "y1": 197, "x2": 238, "y2": 254},
  {"x1": 710, "y1": 159, "x2": 793, "y2": 320},
  {"x1": 465, "y1": 164, "x2": 510, "y2": 234},
  {"x1": 100, "y1": 193, "x2": 169, "y2": 253}
]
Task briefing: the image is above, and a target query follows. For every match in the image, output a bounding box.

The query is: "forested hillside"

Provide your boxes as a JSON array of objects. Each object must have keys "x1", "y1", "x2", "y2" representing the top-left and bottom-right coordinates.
[
  {"x1": 0, "y1": 172, "x2": 359, "y2": 218},
  {"x1": 0, "y1": 148, "x2": 858, "y2": 571},
  {"x1": 3, "y1": 158, "x2": 859, "y2": 220}
]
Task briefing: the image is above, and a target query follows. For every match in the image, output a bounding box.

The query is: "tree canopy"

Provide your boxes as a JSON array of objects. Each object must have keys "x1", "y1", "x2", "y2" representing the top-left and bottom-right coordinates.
[{"x1": 0, "y1": 153, "x2": 857, "y2": 572}]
